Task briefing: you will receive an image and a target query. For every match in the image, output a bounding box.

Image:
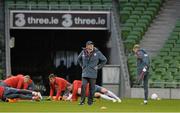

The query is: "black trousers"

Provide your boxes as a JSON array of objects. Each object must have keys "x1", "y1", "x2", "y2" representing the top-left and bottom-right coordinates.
[
  {"x1": 80, "y1": 77, "x2": 96, "y2": 104},
  {"x1": 137, "y1": 71, "x2": 149, "y2": 101},
  {"x1": 143, "y1": 72, "x2": 149, "y2": 101}
]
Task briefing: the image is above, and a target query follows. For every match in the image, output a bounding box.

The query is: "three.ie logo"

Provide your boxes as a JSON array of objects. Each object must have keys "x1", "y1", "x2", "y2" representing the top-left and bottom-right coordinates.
[{"x1": 13, "y1": 13, "x2": 107, "y2": 28}]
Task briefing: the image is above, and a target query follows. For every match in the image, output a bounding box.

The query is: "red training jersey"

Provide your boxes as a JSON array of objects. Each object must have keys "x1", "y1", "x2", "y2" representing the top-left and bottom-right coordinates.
[
  {"x1": 0, "y1": 86, "x2": 5, "y2": 99},
  {"x1": 71, "y1": 80, "x2": 89, "y2": 101},
  {"x1": 3, "y1": 74, "x2": 31, "y2": 89},
  {"x1": 49, "y1": 77, "x2": 69, "y2": 99}
]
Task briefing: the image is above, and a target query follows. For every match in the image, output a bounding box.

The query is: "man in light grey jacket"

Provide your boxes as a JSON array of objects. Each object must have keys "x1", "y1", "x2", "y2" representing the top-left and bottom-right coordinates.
[{"x1": 77, "y1": 41, "x2": 107, "y2": 105}]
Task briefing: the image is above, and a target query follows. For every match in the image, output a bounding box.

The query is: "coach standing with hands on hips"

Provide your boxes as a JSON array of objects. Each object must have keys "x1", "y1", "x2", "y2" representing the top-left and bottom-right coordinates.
[
  {"x1": 77, "y1": 41, "x2": 107, "y2": 105},
  {"x1": 133, "y1": 44, "x2": 150, "y2": 104}
]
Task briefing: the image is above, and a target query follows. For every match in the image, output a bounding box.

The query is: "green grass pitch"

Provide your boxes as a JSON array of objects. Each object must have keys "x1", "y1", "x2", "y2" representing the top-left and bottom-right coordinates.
[{"x1": 0, "y1": 98, "x2": 180, "y2": 112}]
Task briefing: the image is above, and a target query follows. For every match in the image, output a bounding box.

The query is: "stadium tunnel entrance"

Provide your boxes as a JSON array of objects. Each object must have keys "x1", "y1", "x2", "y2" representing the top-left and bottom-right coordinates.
[{"x1": 10, "y1": 29, "x2": 110, "y2": 94}]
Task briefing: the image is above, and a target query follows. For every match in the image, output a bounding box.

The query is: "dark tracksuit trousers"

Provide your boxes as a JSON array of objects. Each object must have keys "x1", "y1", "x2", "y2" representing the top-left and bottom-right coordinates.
[
  {"x1": 3, "y1": 87, "x2": 33, "y2": 100},
  {"x1": 81, "y1": 77, "x2": 96, "y2": 104},
  {"x1": 143, "y1": 72, "x2": 149, "y2": 101},
  {"x1": 137, "y1": 67, "x2": 149, "y2": 101}
]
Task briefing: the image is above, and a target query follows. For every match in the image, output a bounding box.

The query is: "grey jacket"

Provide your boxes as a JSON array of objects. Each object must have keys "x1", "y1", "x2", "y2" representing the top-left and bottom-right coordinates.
[{"x1": 77, "y1": 48, "x2": 107, "y2": 78}]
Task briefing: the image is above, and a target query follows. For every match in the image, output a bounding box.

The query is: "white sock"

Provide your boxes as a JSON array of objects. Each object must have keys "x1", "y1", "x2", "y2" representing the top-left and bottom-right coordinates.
[
  {"x1": 100, "y1": 94, "x2": 116, "y2": 102},
  {"x1": 38, "y1": 92, "x2": 43, "y2": 99},
  {"x1": 67, "y1": 94, "x2": 72, "y2": 100},
  {"x1": 32, "y1": 92, "x2": 37, "y2": 96},
  {"x1": 106, "y1": 91, "x2": 121, "y2": 100}
]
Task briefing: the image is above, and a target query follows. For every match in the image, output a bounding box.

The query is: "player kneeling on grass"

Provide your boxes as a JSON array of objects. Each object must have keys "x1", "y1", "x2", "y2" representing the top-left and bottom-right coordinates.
[
  {"x1": 47, "y1": 74, "x2": 71, "y2": 101},
  {"x1": 0, "y1": 74, "x2": 35, "y2": 90},
  {"x1": 65, "y1": 80, "x2": 121, "y2": 103},
  {"x1": 0, "y1": 85, "x2": 42, "y2": 102}
]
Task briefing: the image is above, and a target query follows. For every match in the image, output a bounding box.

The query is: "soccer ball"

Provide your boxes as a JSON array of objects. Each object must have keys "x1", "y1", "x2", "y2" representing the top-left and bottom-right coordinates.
[{"x1": 151, "y1": 93, "x2": 158, "y2": 100}]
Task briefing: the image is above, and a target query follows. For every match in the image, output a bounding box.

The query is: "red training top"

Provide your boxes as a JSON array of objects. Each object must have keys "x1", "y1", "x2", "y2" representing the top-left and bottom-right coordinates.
[
  {"x1": 71, "y1": 80, "x2": 89, "y2": 101},
  {"x1": 3, "y1": 74, "x2": 31, "y2": 89},
  {"x1": 0, "y1": 86, "x2": 5, "y2": 99},
  {"x1": 50, "y1": 77, "x2": 69, "y2": 99}
]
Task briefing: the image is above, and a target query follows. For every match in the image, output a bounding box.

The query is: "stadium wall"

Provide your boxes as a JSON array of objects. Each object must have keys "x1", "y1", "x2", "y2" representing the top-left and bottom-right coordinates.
[
  {"x1": 131, "y1": 88, "x2": 180, "y2": 99},
  {"x1": 0, "y1": 0, "x2": 5, "y2": 79}
]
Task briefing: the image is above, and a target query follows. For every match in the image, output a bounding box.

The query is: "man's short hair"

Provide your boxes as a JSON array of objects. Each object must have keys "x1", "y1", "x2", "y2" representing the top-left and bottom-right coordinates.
[
  {"x1": 133, "y1": 44, "x2": 140, "y2": 50},
  {"x1": 49, "y1": 73, "x2": 56, "y2": 79},
  {"x1": 24, "y1": 75, "x2": 30, "y2": 79}
]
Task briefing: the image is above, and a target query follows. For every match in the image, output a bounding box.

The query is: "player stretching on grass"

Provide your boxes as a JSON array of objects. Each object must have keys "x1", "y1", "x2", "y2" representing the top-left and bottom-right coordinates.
[
  {"x1": 133, "y1": 44, "x2": 150, "y2": 104},
  {"x1": 47, "y1": 74, "x2": 71, "y2": 101},
  {"x1": 66, "y1": 80, "x2": 121, "y2": 103},
  {"x1": 0, "y1": 74, "x2": 35, "y2": 90},
  {"x1": 0, "y1": 85, "x2": 42, "y2": 102}
]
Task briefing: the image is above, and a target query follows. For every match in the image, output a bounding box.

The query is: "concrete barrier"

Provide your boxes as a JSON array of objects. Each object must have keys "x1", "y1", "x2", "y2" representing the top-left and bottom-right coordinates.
[{"x1": 131, "y1": 88, "x2": 180, "y2": 99}]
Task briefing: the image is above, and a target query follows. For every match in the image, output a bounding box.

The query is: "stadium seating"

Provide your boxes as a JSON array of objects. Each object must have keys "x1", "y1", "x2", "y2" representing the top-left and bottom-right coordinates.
[
  {"x1": 149, "y1": 20, "x2": 180, "y2": 88},
  {"x1": 125, "y1": 3, "x2": 180, "y2": 88},
  {"x1": 5, "y1": 0, "x2": 112, "y2": 10},
  {"x1": 127, "y1": 55, "x2": 137, "y2": 83},
  {"x1": 121, "y1": 1, "x2": 179, "y2": 89},
  {"x1": 120, "y1": 0, "x2": 164, "y2": 54}
]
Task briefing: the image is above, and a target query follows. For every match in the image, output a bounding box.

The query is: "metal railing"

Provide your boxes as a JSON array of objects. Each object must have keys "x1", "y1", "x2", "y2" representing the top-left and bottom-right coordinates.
[{"x1": 133, "y1": 81, "x2": 180, "y2": 88}]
